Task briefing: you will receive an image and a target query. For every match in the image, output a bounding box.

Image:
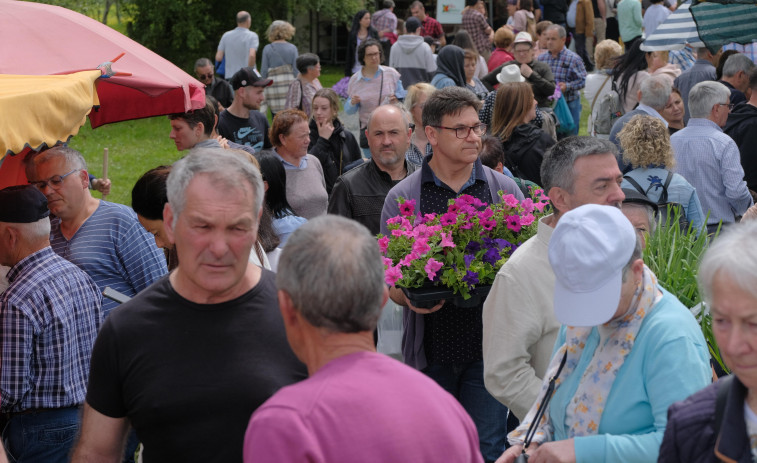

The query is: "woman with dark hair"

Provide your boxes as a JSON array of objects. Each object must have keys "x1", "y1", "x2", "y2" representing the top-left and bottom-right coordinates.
[
  {"x1": 491, "y1": 82, "x2": 554, "y2": 186},
  {"x1": 285, "y1": 53, "x2": 323, "y2": 117},
  {"x1": 345, "y1": 10, "x2": 379, "y2": 76},
  {"x1": 270, "y1": 109, "x2": 329, "y2": 217},
  {"x1": 612, "y1": 39, "x2": 649, "y2": 113},
  {"x1": 512, "y1": 0, "x2": 536, "y2": 38},
  {"x1": 345, "y1": 38, "x2": 402, "y2": 156},
  {"x1": 256, "y1": 150, "x2": 307, "y2": 246},
  {"x1": 431, "y1": 45, "x2": 468, "y2": 89},
  {"x1": 309, "y1": 88, "x2": 363, "y2": 191},
  {"x1": 452, "y1": 30, "x2": 488, "y2": 79},
  {"x1": 131, "y1": 165, "x2": 178, "y2": 271}
]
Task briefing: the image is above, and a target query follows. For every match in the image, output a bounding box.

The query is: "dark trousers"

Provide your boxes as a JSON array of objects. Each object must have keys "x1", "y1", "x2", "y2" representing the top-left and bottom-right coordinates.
[{"x1": 2, "y1": 407, "x2": 80, "y2": 463}]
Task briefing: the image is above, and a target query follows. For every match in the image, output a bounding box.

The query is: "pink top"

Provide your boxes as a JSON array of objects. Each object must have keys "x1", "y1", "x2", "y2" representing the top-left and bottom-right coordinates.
[{"x1": 243, "y1": 351, "x2": 484, "y2": 463}]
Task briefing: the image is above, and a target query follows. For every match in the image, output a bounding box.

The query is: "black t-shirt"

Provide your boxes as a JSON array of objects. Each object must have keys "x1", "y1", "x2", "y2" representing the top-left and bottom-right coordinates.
[
  {"x1": 86, "y1": 271, "x2": 307, "y2": 463},
  {"x1": 217, "y1": 109, "x2": 272, "y2": 151}
]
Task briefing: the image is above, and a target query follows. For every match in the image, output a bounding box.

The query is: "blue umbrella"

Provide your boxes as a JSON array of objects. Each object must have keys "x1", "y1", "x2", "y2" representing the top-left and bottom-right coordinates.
[{"x1": 640, "y1": 0, "x2": 706, "y2": 51}]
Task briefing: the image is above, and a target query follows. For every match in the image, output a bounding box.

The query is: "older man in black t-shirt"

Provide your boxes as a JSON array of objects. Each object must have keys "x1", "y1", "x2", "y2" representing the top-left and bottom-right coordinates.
[{"x1": 71, "y1": 149, "x2": 306, "y2": 463}]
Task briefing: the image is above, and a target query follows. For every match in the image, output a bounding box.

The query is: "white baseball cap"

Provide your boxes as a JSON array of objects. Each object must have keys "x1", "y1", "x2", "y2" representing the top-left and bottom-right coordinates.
[
  {"x1": 496, "y1": 64, "x2": 525, "y2": 84},
  {"x1": 548, "y1": 204, "x2": 637, "y2": 327}
]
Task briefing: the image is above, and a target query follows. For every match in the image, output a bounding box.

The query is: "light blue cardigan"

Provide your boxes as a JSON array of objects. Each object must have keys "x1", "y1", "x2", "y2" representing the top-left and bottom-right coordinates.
[{"x1": 547, "y1": 287, "x2": 712, "y2": 462}]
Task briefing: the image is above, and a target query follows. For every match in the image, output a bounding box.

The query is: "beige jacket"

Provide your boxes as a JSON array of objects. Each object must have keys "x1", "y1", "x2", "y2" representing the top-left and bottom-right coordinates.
[{"x1": 482, "y1": 216, "x2": 561, "y2": 420}]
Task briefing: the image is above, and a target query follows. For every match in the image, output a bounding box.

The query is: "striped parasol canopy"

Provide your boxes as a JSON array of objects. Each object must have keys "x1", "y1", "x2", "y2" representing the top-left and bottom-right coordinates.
[
  {"x1": 690, "y1": 0, "x2": 757, "y2": 53},
  {"x1": 640, "y1": 0, "x2": 706, "y2": 51}
]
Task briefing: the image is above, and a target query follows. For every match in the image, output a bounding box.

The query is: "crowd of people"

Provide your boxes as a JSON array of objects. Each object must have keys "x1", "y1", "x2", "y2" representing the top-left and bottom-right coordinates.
[{"x1": 2, "y1": 2, "x2": 757, "y2": 463}]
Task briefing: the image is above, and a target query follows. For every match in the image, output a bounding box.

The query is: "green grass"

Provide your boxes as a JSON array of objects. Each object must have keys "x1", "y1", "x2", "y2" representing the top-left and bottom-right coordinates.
[{"x1": 70, "y1": 63, "x2": 589, "y2": 206}]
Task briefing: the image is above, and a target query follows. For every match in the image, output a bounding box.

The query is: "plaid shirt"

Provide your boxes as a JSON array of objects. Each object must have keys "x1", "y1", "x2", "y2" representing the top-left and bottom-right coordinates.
[
  {"x1": 668, "y1": 47, "x2": 696, "y2": 72},
  {"x1": 723, "y1": 42, "x2": 757, "y2": 64},
  {"x1": 462, "y1": 8, "x2": 491, "y2": 56},
  {"x1": 538, "y1": 47, "x2": 587, "y2": 102},
  {"x1": 420, "y1": 16, "x2": 444, "y2": 39},
  {"x1": 371, "y1": 8, "x2": 397, "y2": 37},
  {"x1": 1, "y1": 247, "x2": 102, "y2": 413}
]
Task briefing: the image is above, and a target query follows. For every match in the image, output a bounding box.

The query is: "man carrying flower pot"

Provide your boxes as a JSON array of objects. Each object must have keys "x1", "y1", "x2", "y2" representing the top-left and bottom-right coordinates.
[
  {"x1": 380, "y1": 86, "x2": 523, "y2": 463},
  {"x1": 482, "y1": 137, "x2": 625, "y2": 426}
]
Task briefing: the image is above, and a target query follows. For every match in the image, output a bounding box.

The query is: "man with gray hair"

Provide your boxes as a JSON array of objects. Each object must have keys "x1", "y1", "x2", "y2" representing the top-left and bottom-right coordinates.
[
  {"x1": 216, "y1": 11, "x2": 259, "y2": 78},
  {"x1": 25, "y1": 146, "x2": 167, "y2": 318},
  {"x1": 609, "y1": 74, "x2": 672, "y2": 171},
  {"x1": 671, "y1": 81, "x2": 753, "y2": 234},
  {"x1": 381, "y1": 86, "x2": 522, "y2": 462},
  {"x1": 538, "y1": 25, "x2": 587, "y2": 137},
  {"x1": 674, "y1": 46, "x2": 722, "y2": 123},
  {"x1": 72, "y1": 149, "x2": 306, "y2": 462},
  {"x1": 483, "y1": 137, "x2": 625, "y2": 423},
  {"x1": 718, "y1": 53, "x2": 754, "y2": 107},
  {"x1": 194, "y1": 57, "x2": 233, "y2": 108},
  {"x1": 0, "y1": 185, "x2": 102, "y2": 463},
  {"x1": 243, "y1": 215, "x2": 483, "y2": 462}
]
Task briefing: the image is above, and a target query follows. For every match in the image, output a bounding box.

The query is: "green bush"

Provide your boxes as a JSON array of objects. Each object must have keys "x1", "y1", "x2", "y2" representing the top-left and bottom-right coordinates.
[{"x1": 643, "y1": 206, "x2": 726, "y2": 372}]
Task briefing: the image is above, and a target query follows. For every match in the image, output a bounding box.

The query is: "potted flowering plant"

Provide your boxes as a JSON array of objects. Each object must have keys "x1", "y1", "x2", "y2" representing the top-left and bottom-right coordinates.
[{"x1": 379, "y1": 190, "x2": 550, "y2": 308}]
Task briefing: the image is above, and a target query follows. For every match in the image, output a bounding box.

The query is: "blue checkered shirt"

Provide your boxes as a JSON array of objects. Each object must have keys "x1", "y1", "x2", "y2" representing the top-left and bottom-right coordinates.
[
  {"x1": 1, "y1": 247, "x2": 102, "y2": 413},
  {"x1": 668, "y1": 47, "x2": 696, "y2": 72},
  {"x1": 671, "y1": 118, "x2": 754, "y2": 224},
  {"x1": 538, "y1": 47, "x2": 586, "y2": 102}
]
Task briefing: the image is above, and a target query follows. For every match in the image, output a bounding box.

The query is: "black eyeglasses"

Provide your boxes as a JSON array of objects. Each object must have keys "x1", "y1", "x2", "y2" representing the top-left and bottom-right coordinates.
[
  {"x1": 197, "y1": 73, "x2": 213, "y2": 80},
  {"x1": 718, "y1": 102, "x2": 735, "y2": 111},
  {"x1": 30, "y1": 168, "x2": 80, "y2": 190},
  {"x1": 433, "y1": 123, "x2": 487, "y2": 139}
]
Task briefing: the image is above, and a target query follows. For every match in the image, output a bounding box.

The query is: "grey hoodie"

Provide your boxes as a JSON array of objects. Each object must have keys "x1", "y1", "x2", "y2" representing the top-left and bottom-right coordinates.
[{"x1": 388, "y1": 35, "x2": 437, "y2": 87}]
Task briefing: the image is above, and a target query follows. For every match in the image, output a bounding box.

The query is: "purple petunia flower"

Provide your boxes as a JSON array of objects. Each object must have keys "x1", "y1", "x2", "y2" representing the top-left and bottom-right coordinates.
[
  {"x1": 465, "y1": 241, "x2": 481, "y2": 253},
  {"x1": 462, "y1": 271, "x2": 479, "y2": 287},
  {"x1": 483, "y1": 248, "x2": 500, "y2": 265},
  {"x1": 464, "y1": 253, "x2": 475, "y2": 268}
]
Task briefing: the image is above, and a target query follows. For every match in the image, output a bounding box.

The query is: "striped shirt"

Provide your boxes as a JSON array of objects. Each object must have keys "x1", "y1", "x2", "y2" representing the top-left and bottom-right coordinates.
[
  {"x1": 671, "y1": 118, "x2": 753, "y2": 224},
  {"x1": 1, "y1": 247, "x2": 102, "y2": 412},
  {"x1": 50, "y1": 200, "x2": 168, "y2": 317},
  {"x1": 538, "y1": 48, "x2": 587, "y2": 102},
  {"x1": 668, "y1": 47, "x2": 696, "y2": 72}
]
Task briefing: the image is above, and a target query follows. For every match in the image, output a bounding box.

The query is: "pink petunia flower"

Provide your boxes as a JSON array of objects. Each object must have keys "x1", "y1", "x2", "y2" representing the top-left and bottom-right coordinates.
[
  {"x1": 399, "y1": 199, "x2": 416, "y2": 217},
  {"x1": 506, "y1": 215, "x2": 522, "y2": 232},
  {"x1": 440, "y1": 232, "x2": 456, "y2": 248},
  {"x1": 382, "y1": 256, "x2": 393, "y2": 268},
  {"x1": 385, "y1": 265, "x2": 403, "y2": 286},
  {"x1": 412, "y1": 238, "x2": 431, "y2": 255},
  {"x1": 386, "y1": 216, "x2": 402, "y2": 225},
  {"x1": 478, "y1": 208, "x2": 494, "y2": 219},
  {"x1": 440, "y1": 211, "x2": 458, "y2": 226},
  {"x1": 534, "y1": 200, "x2": 549, "y2": 212},
  {"x1": 480, "y1": 218, "x2": 497, "y2": 230},
  {"x1": 503, "y1": 194, "x2": 520, "y2": 208},
  {"x1": 399, "y1": 251, "x2": 420, "y2": 267},
  {"x1": 378, "y1": 236, "x2": 390, "y2": 253},
  {"x1": 424, "y1": 258, "x2": 444, "y2": 280},
  {"x1": 521, "y1": 198, "x2": 535, "y2": 213},
  {"x1": 520, "y1": 213, "x2": 536, "y2": 226}
]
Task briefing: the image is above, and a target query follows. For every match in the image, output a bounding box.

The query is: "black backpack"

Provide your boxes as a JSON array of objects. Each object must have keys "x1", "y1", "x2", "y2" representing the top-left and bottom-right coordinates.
[{"x1": 624, "y1": 171, "x2": 689, "y2": 233}]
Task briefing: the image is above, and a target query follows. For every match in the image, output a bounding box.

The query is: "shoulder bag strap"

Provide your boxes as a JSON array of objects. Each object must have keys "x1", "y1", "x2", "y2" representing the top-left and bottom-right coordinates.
[
  {"x1": 659, "y1": 170, "x2": 673, "y2": 205},
  {"x1": 298, "y1": 80, "x2": 304, "y2": 111},
  {"x1": 623, "y1": 175, "x2": 646, "y2": 196},
  {"x1": 377, "y1": 68, "x2": 385, "y2": 106},
  {"x1": 590, "y1": 75, "x2": 612, "y2": 113},
  {"x1": 714, "y1": 375, "x2": 734, "y2": 444}
]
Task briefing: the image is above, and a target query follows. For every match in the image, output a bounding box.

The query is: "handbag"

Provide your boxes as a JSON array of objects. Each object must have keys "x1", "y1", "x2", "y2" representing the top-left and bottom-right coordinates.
[{"x1": 554, "y1": 95, "x2": 576, "y2": 135}]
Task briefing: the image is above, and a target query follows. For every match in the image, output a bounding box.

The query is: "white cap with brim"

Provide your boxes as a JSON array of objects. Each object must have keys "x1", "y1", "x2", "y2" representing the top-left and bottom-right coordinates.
[{"x1": 548, "y1": 204, "x2": 637, "y2": 327}]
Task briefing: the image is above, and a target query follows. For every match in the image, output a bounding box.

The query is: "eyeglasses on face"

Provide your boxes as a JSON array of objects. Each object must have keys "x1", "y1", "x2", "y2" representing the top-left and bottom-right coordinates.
[
  {"x1": 197, "y1": 73, "x2": 213, "y2": 80},
  {"x1": 433, "y1": 123, "x2": 487, "y2": 139},
  {"x1": 30, "y1": 168, "x2": 80, "y2": 190},
  {"x1": 717, "y1": 102, "x2": 735, "y2": 111}
]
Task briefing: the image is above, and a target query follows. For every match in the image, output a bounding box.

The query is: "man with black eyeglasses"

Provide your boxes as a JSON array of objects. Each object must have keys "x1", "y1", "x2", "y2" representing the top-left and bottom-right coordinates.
[
  {"x1": 194, "y1": 57, "x2": 233, "y2": 109},
  {"x1": 24, "y1": 146, "x2": 167, "y2": 318},
  {"x1": 380, "y1": 87, "x2": 522, "y2": 463}
]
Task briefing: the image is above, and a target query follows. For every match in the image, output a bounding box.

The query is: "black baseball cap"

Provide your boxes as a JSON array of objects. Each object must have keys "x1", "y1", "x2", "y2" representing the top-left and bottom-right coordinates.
[{"x1": 230, "y1": 67, "x2": 273, "y2": 90}]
